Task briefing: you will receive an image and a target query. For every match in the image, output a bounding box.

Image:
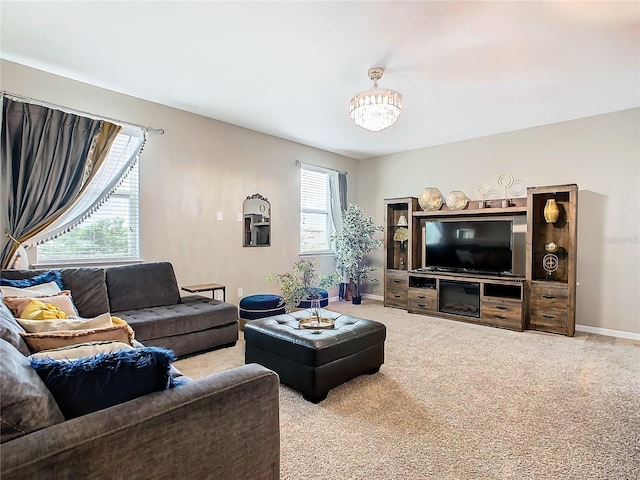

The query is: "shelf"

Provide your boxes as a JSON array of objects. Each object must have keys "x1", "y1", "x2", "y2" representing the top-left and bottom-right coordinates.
[{"x1": 414, "y1": 205, "x2": 527, "y2": 218}]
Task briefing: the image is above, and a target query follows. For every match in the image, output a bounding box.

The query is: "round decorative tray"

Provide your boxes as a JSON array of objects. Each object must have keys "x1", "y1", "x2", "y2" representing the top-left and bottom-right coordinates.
[{"x1": 298, "y1": 317, "x2": 335, "y2": 329}]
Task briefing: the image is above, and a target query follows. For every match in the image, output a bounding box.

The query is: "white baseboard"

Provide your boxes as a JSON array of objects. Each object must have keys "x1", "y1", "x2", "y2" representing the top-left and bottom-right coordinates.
[
  {"x1": 329, "y1": 295, "x2": 639, "y2": 340},
  {"x1": 576, "y1": 324, "x2": 640, "y2": 341}
]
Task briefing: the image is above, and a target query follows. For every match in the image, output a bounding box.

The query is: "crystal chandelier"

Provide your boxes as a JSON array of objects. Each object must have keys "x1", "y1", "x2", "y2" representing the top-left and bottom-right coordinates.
[{"x1": 349, "y1": 67, "x2": 403, "y2": 132}]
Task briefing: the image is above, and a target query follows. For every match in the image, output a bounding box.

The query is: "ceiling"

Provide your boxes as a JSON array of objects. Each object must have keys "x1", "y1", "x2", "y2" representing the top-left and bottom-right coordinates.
[{"x1": 1, "y1": 1, "x2": 638, "y2": 160}]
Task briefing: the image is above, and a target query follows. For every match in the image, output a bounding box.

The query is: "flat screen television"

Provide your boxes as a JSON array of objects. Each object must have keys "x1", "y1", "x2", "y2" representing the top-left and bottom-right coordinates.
[{"x1": 423, "y1": 219, "x2": 513, "y2": 274}]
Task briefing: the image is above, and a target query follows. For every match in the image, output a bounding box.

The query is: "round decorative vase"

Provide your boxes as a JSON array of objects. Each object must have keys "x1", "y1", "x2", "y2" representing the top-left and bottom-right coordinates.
[
  {"x1": 446, "y1": 191, "x2": 469, "y2": 211},
  {"x1": 544, "y1": 199, "x2": 560, "y2": 223},
  {"x1": 418, "y1": 188, "x2": 444, "y2": 211}
]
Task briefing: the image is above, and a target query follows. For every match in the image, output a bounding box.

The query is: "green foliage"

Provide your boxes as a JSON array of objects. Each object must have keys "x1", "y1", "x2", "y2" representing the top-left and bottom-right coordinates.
[
  {"x1": 334, "y1": 204, "x2": 383, "y2": 296},
  {"x1": 39, "y1": 218, "x2": 129, "y2": 258},
  {"x1": 269, "y1": 258, "x2": 340, "y2": 312}
]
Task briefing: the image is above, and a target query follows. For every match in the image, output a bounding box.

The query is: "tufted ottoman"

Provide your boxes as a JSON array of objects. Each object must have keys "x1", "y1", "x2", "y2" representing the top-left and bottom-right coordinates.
[
  {"x1": 244, "y1": 310, "x2": 386, "y2": 402},
  {"x1": 238, "y1": 294, "x2": 286, "y2": 330}
]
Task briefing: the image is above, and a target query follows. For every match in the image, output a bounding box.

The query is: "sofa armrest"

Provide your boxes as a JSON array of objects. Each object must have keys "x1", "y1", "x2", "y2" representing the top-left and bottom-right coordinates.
[{"x1": 1, "y1": 364, "x2": 280, "y2": 480}]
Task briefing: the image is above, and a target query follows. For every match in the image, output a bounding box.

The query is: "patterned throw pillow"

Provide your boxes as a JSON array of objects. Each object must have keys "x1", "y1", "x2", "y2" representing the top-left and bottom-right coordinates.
[
  {"x1": 29, "y1": 340, "x2": 134, "y2": 361},
  {"x1": 20, "y1": 317, "x2": 135, "y2": 353},
  {"x1": 17, "y1": 313, "x2": 113, "y2": 333}
]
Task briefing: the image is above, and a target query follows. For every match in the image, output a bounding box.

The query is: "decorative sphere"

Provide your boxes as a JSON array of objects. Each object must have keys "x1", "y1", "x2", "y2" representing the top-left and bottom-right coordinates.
[
  {"x1": 419, "y1": 188, "x2": 444, "y2": 211},
  {"x1": 446, "y1": 191, "x2": 469, "y2": 211}
]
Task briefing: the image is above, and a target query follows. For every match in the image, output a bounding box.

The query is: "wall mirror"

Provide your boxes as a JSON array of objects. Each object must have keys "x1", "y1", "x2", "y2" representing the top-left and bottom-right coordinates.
[{"x1": 243, "y1": 193, "x2": 271, "y2": 247}]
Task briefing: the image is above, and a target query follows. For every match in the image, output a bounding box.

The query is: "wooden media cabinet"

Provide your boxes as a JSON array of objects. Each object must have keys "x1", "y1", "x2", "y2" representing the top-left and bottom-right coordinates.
[{"x1": 383, "y1": 184, "x2": 577, "y2": 336}]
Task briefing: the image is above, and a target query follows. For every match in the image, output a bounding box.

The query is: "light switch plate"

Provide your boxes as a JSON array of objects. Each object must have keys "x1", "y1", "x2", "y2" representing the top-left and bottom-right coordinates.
[{"x1": 217, "y1": 212, "x2": 223, "y2": 221}]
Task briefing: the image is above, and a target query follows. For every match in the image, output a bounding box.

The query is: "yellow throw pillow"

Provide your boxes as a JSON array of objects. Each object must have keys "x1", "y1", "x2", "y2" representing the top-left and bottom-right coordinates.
[
  {"x1": 20, "y1": 299, "x2": 69, "y2": 320},
  {"x1": 3, "y1": 291, "x2": 78, "y2": 318}
]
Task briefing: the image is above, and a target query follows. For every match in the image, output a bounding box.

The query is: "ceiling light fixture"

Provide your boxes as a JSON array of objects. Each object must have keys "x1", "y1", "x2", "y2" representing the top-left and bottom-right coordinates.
[{"x1": 349, "y1": 67, "x2": 403, "y2": 132}]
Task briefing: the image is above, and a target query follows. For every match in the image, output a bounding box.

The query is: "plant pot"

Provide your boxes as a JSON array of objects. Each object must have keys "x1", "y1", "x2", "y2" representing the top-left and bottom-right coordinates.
[{"x1": 352, "y1": 296, "x2": 362, "y2": 305}]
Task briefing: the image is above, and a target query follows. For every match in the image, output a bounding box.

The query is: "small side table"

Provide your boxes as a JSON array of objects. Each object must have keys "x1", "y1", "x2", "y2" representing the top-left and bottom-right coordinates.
[{"x1": 181, "y1": 283, "x2": 226, "y2": 302}]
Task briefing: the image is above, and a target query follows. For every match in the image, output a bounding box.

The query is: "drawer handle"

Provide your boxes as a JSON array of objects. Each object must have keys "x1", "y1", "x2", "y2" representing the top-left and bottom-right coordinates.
[
  {"x1": 418, "y1": 303, "x2": 427, "y2": 308},
  {"x1": 393, "y1": 280, "x2": 402, "y2": 283},
  {"x1": 417, "y1": 295, "x2": 426, "y2": 299},
  {"x1": 543, "y1": 314, "x2": 555, "y2": 319},
  {"x1": 495, "y1": 306, "x2": 508, "y2": 310},
  {"x1": 393, "y1": 294, "x2": 401, "y2": 298},
  {"x1": 542, "y1": 295, "x2": 556, "y2": 299},
  {"x1": 494, "y1": 315, "x2": 507, "y2": 319}
]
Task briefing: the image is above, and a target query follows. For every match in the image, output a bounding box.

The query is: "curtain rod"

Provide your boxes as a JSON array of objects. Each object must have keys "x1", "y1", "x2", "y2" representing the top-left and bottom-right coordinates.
[
  {"x1": 295, "y1": 160, "x2": 347, "y2": 176},
  {"x1": 1, "y1": 91, "x2": 165, "y2": 135}
]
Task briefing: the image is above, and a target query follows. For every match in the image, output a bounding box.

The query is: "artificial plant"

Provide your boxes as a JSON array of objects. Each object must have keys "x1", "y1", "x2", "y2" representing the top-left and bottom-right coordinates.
[
  {"x1": 269, "y1": 258, "x2": 340, "y2": 312},
  {"x1": 334, "y1": 204, "x2": 383, "y2": 301}
]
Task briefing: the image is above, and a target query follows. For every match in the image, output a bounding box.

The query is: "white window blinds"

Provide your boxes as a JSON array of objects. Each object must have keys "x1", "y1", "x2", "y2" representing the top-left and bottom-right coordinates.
[{"x1": 300, "y1": 167, "x2": 333, "y2": 253}]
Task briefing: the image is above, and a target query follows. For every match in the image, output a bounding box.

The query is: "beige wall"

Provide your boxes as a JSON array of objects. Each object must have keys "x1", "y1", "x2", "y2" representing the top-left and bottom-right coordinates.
[
  {"x1": 0, "y1": 60, "x2": 358, "y2": 301},
  {"x1": 357, "y1": 108, "x2": 640, "y2": 334},
  {"x1": 2, "y1": 60, "x2": 638, "y2": 335}
]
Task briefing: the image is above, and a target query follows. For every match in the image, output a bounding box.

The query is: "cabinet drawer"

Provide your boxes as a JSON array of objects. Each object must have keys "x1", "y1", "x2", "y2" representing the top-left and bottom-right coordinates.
[
  {"x1": 386, "y1": 270, "x2": 408, "y2": 289},
  {"x1": 386, "y1": 290, "x2": 407, "y2": 308},
  {"x1": 481, "y1": 301, "x2": 523, "y2": 329},
  {"x1": 529, "y1": 308, "x2": 568, "y2": 329},
  {"x1": 531, "y1": 286, "x2": 568, "y2": 310},
  {"x1": 408, "y1": 289, "x2": 437, "y2": 313}
]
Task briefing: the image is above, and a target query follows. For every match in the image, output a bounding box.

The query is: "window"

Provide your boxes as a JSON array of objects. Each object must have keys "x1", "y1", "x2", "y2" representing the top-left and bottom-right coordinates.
[
  {"x1": 300, "y1": 166, "x2": 333, "y2": 254},
  {"x1": 36, "y1": 130, "x2": 143, "y2": 264}
]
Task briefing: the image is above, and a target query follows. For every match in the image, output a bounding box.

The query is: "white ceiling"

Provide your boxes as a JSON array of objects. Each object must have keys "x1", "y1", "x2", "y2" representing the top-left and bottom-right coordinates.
[{"x1": 1, "y1": 1, "x2": 638, "y2": 159}]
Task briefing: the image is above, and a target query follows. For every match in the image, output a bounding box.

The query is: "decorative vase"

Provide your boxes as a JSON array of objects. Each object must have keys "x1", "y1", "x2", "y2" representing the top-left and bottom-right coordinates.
[
  {"x1": 446, "y1": 191, "x2": 469, "y2": 211},
  {"x1": 310, "y1": 298, "x2": 322, "y2": 326},
  {"x1": 544, "y1": 199, "x2": 560, "y2": 223},
  {"x1": 352, "y1": 295, "x2": 362, "y2": 305},
  {"x1": 418, "y1": 188, "x2": 443, "y2": 211}
]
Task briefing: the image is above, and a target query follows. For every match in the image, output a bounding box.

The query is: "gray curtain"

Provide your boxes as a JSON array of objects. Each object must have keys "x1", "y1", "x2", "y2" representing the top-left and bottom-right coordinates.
[
  {"x1": 1, "y1": 98, "x2": 105, "y2": 267},
  {"x1": 338, "y1": 172, "x2": 347, "y2": 211},
  {"x1": 333, "y1": 172, "x2": 349, "y2": 299}
]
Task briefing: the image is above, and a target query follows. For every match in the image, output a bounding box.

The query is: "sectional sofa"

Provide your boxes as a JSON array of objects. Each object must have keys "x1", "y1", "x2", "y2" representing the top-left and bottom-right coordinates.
[
  {"x1": 0, "y1": 262, "x2": 280, "y2": 479},
  {"x1": 1, "y1": 262, "x2": 238, "y2": 357}
]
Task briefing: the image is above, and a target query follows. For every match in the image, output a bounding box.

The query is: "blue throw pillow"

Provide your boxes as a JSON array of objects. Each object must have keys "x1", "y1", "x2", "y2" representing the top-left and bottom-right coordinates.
[
  {"x1": 1, "y1": 270, "x2": 64, "y2": 290},
  {"x1": 30, "y1": 347, "x2": 177, "y2": 419}
]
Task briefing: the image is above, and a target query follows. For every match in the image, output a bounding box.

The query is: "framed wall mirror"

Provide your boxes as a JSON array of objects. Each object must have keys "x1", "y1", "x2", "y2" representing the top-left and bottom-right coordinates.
[{"x1": 243, "y1": 193, "x2": 271, "y2": 247}]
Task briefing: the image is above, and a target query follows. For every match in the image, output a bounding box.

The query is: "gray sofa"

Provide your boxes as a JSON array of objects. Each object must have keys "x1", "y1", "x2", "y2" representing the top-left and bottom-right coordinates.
[
  {"x1": 1, "y1": 262, "x2": 238, "y2": 357},
  {"x1": 0, "y1": 263, "x2": 281, "y2": 479}
]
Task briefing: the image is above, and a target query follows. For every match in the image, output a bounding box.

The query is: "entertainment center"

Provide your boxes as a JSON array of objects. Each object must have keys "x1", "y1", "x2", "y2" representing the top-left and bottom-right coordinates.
[{"x1": 384, "y1": 184, "x2": 577, "y2": 336}]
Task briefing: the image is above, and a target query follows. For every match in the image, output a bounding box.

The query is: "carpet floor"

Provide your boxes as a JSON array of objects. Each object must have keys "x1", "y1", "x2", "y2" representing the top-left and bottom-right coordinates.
[{"x1": 175, "y1": 300, "x2": 640, "y2": 480}]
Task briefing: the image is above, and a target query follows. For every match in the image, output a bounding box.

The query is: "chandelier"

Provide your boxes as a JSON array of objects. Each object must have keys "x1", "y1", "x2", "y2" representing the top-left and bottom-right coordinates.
[{"x1": 349, "y1": 67, "x2": 403, "y2": 132}]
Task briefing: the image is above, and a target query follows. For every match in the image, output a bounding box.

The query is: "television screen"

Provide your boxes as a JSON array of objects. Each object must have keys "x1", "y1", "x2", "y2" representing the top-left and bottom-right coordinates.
[{"x1": 424, "y1": 219, "x2": 513, "y2": 274}]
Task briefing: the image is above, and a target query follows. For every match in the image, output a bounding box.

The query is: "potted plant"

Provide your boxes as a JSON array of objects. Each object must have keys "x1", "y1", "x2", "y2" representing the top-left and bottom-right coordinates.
[
  {"x1": 269, "y1": 258, "x2": 340, "y2": 312},
  {"x1": 334, "y1": 204, "x2": 383, "y2": 304}
]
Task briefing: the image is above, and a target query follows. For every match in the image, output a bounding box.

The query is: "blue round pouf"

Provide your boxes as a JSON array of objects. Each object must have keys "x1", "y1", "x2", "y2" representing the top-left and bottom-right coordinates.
[
  {"x1": 296, "y1": 289, "x2": 329, "y2": 309},
  {"x1": 239, "y1": 294, "x2": 285, "y2": 321}
]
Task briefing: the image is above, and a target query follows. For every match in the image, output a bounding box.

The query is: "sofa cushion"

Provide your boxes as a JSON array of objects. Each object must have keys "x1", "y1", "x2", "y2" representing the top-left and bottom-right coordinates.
[
  {"x1": 106, "y1": 262, "x2": 181, "y2": 312},
  {"x1": 0, "y1": 339, "x2": 65, "y2": 443},
  {"x1": 115, "y1": 296, "x2": 238, "y2": 342},
  {"x1": 0, "y1": 297, "x2": 31, "y2": 355},
  {"x1": 0, "y1": 268, "x2": 109, "y2": 318},
  {"x1": 30, "y1": 346, "x2": 177, "y2": 419}
]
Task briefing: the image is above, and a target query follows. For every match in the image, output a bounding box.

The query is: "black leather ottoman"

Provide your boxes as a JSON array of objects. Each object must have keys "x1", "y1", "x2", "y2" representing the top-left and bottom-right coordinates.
[{"x1": 244, "y1": 310, "x2": 386, "y2": 403}]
